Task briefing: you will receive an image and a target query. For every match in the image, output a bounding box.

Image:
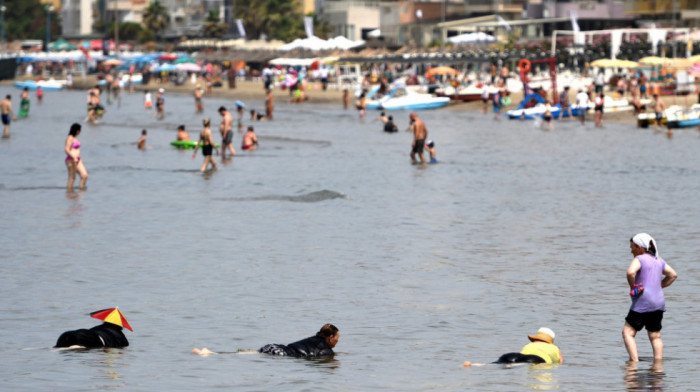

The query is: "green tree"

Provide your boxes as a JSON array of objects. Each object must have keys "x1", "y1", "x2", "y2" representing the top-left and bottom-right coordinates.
[
  {"x1": 3, "y1": 0, "x2": 62, "y2": 41},
  {"x1": 235, "y1": 0, "x2": 302, "y2": 41},
  {"x1": 143, "y1": 0, "x2": 169, "y2": 40},
  {"x1": 202, "y1": 10, "x2": 227, "y2": 38}
]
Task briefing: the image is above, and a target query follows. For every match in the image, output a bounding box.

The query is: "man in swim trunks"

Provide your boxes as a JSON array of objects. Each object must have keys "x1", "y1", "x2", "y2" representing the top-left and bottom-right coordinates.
[
  {"x1": 194, "y1": 85, "x2": 204, "y2": 113},
  {"x1": 242, "y1": 126, "x2": 258, "y2": 151},
  {"x1": 559, "y1": 86, "x2": 572, "y2": 119},
  {"x1": 652, "y1": 94, "x2": 665, "y2": 131},
  {"x1": 1, "y1": 95, "x2": 15, "y2": 138},
  {"x1": 218, "y1": 106, "x2": 236, "y2": 158},
  {"x1": 409, "y1": 112, "x2": 427, "y2": 164},
  {"x1": 265, "y1": 89, "x2": 274, "y2": 120},
  {"x1": 154, "y1": 88, "x2": 165, "y2": 120}
]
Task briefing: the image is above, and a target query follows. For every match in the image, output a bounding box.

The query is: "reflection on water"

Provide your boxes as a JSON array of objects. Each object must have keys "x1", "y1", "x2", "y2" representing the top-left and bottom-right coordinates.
[
  {"x1": 64, "y1": 190, "x2": 85, "y2": 229},
  {"x1": 624, "y1": 360, "x2": 665, "y2": 391},
  {"x1": 525, "y1": 364, "x2": 559, "y2": 390}
]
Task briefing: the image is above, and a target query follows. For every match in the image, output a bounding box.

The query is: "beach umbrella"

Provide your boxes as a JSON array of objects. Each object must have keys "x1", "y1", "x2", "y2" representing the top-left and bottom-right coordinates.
[
  {"x1": 157, "y1": 63, "x2": 177, "y2": 72},
  {"x1": 590, "y1": 58, "x2": 638, "y2": 68},
  {"x1": 425, "y1": 66, "x2": 459, "y2": 77},
  {"x1": 174, "y1": 57, "x2": 196, "y2": 64},
  {"x1": 103, "y1": 58, "x2": 124, "y2": 66},
  {"x1": 638, "y1": 56, "x2": 673, "y2": 66},
  {"x1": 90, "y1": 307, "x2": 133, "y2": 331},
  {"x1": 176, "y1": 63, "x2": 201, "y2": 72},
  {"x1": 49, "y1": 38, "x2": 77, "y2": 51},
  {"x1": 689, "y1": 64, "x2": 700, "y2": 76},
  {"x1": 158, "y1": 54, "x2": 178, "y2": 61}
]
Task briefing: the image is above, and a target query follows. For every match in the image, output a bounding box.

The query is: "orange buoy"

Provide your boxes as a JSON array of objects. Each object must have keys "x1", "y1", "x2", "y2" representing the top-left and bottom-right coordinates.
[{"x1": 518, "y1": 59, "x2": 531, "y2": 74}]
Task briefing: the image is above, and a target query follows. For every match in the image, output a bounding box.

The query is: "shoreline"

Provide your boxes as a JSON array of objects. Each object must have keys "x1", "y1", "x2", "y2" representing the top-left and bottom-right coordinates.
[{"x1": 6, "y1": 75, "x2": 698, "y2": 125}]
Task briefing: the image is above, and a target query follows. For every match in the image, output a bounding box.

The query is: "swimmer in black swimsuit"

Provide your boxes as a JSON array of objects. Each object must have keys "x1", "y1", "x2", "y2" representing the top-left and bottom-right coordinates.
[
  {"x1": 259, "y1": 323, "x2": 339, "y2": 358},
  {"x1": 192, "y1": 118, "x2": 219, "y2": 172},
  {"x1": 55, "y1": 322, "x2": 129, "y2": 349},
  {"x1": 193, "y1": 323, "x2": 340, "y2": 358}
]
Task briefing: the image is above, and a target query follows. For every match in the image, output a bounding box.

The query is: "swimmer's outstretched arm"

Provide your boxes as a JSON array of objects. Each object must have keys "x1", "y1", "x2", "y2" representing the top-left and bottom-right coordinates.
[{"x1": 192, "y1": 348, "x2": 259, "y2": 356}]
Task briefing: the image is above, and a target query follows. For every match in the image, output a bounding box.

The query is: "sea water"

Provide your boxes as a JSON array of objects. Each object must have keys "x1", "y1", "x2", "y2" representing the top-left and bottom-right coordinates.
[{"x1": 1, "y1": 86, "x2": 699, "y2": 391}]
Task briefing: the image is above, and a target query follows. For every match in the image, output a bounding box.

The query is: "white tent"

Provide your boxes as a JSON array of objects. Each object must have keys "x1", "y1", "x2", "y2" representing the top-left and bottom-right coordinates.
[
  {"x1": 447, "y1": 32, "x2": 496, "y2": 44},
  {"x1": 278, "y1": 36, "x2": 364, "y2": 51},
  {"x1": 367, "y1": 29, "x2": 381, "y2": 38}
]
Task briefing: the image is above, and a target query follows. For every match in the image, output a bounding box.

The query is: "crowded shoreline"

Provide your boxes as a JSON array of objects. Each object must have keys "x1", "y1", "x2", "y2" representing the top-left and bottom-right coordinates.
[{"x1": 7, "y1": 73, "x2": 696, "y2": 125}]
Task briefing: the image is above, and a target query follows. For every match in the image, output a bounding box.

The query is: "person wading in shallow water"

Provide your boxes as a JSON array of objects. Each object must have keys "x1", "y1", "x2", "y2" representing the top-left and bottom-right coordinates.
[{"x1": 623, "y1": 233, "x2": 677, "y2": 362}]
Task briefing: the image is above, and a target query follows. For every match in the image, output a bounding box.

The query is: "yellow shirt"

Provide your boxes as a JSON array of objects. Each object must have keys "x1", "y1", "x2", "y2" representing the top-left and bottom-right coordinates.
[{"x1": 520, "y1": 342, "x2": 561, "y2": 364}]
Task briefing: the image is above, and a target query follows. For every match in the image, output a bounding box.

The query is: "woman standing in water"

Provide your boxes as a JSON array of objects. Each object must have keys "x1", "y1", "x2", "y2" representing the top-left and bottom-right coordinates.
[
  {"x1": 623, "y1": 233, "x2": 677, "y2": 362},
  {"x1": 64, "y1": 123, "x2": 88, "y2": 189},
  {"x1": 192, "y1": 118, "x2": 219, "y2": 172}
]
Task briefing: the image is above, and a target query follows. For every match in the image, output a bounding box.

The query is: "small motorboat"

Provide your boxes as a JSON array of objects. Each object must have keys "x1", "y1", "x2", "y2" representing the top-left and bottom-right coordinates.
[
  {"x1": 380, "y1": 89, "x2": 449, "y2": 111},
  {"x1": 665, "y1": 104, "x2": 700, "y2": 129},
  {"x1": 507, "y1": 103, "x2": 561, "y2": 120},
  {"x1": 14, "y1": 78, "x2": 66, "y2": 91},
  {"x1": 435, "y1": 83, "x2": 498, "y2": 101}
]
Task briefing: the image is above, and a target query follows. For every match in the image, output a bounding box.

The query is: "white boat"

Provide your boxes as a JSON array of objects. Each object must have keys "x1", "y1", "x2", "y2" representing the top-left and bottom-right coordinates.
[
  {"x1": 435, "y1": 83, "x2": 499, "y2": 101},
  {"x1": 507, "y1": 103, "x2": 560, "y2": 120},
  {"x1": 381, "y1": 89, "x2": 450, "y2": 111},
  {"x1": 14, "y1": 78, "x2": 67, "y2": 91},
  {"x1": 666, "y1": 104, "x2": 700, "y2": 128}
]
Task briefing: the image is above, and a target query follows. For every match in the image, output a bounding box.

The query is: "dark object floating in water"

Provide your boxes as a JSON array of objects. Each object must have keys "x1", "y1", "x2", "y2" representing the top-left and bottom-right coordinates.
[{"x1": 223, "y1": 190, "x2": 345, "y2": 203}]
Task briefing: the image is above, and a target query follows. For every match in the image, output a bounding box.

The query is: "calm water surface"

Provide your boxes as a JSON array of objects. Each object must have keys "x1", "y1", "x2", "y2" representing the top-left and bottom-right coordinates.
[{"x1": 1, "y1": 86, "x2": 699, "y2": 391}]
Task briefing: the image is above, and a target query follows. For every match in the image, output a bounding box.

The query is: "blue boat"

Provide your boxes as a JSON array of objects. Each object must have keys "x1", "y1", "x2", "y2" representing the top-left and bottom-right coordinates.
[{"x1": 14, "y1": 79, "x2": 65, "y2": 91}]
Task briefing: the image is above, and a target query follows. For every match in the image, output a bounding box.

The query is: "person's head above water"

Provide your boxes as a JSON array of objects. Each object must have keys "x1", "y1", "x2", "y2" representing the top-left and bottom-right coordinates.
[
  {"x1": 630, "y1": 233, "x2": 658, "y2": 257},
  {"x1": 178, "y1": 124, "x2": 185, "y2": 131},
  {"x1": 528, "y1": 327, "x2": 555, "y2": 344},
  {"x1": 203, "y1": 118, "x2": 211, "y2": 127},
  {"x1": 409, "y1": 112, "x2": 417, "y2": 121},
  {"x1": 218, "y1": 106, "x2": 227, "y2": 113},
  {"x1": 316, "y1": 323, "x2": 339, "y2": 348}
]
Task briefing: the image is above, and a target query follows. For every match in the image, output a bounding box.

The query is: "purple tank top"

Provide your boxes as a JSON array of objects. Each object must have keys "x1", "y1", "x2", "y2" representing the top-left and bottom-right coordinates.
[{"x1": 630, "y1": 253, "x2": 666, "y2": 313}]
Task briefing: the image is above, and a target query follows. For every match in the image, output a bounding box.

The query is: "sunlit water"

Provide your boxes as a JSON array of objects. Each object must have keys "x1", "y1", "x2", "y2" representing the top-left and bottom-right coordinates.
[{"x1": 1, "y1": 86, "x2": 699, "y2": 391}]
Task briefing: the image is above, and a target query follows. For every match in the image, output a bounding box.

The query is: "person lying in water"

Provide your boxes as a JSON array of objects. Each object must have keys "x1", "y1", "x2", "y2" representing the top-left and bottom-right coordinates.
[
  {"x1": 494, "y1": 327, "x2": 563, "y2": 365},
  {"x1": 54, "y1": 322, "x2": 129, "y2": 349},
  {"x1": 193, "y1": 323, "x2": 339, "y2": 358}
]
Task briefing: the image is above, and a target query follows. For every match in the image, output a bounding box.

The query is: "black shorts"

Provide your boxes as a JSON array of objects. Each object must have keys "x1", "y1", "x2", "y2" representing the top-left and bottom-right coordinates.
[
  {"x1": 202, "y1": 145, "x2": 213, "y2": 156},
  {"x1": 544, "y1": 115, "x2": 552, "y2": 122},
  {"x1": 626, "y1": 310, "x2": 663, "y2": 332},
  {"x1": 223, "y1": 130, "x2": 233, "y2": 145},
  {"x1": 412, "y1": 139, "x2": 425, "y2": 154},
  {"x1": 1, "y1": 114, "x2": 9, "y2": 125},
  {"x1": 595, "y1": 85, "x2": 603, "y2": 94}
]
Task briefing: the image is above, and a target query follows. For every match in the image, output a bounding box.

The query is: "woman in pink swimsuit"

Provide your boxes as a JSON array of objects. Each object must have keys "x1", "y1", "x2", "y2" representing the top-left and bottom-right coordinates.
[{"x1": 65, "y1": 123, "x2": 88, "y2": 189}]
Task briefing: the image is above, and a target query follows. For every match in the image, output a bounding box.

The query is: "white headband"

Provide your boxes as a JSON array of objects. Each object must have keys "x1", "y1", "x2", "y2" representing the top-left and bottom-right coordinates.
[{"x1": 632, "y1": 233, "x2": 658, "y2": 257}]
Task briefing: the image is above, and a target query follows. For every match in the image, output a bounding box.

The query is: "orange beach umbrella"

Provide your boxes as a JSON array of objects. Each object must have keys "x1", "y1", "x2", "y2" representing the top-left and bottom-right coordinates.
[
  {"x1": 90, "y1": 307, "x2": 133, "y2": 331},
  {"x1": 425, "y1": 66, "x2": 459, "y2": 77}
]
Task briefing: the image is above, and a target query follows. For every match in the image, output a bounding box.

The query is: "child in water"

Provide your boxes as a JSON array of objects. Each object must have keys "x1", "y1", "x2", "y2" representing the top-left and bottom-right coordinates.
[
  {"x1": 137, "y1": 129, "x2": 147, "y2": 150},
  {"x1": 144, "y1": 90, "x2": 152, "y2": 110},
  {"x1": 426, "y1": 140, "x2": 437, "y2": 163}
]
